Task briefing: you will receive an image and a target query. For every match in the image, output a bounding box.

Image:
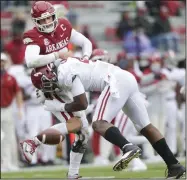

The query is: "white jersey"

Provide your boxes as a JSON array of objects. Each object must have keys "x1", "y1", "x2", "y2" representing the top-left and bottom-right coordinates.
[
  {"x1": 46, "y1": 85, "x2": 88, "y2": 128},
  {"x1": 57, "y1": 57, "x2": 124, "y2": 97},
  {"x1": 57, "y1": 57, "x2": 151, "y2": 132}
]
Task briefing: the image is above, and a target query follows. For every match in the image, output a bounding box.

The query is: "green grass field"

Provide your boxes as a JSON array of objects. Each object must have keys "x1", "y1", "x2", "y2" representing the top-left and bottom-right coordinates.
[{"x1": 1, "y1": 161, "x2": 186, "y2": 179}]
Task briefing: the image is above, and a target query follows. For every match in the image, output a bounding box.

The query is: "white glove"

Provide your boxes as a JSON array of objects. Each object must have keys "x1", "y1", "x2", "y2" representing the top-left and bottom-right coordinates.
[
  {"x1": 44, "y1": 99, "x2": 66, "y2": 112},
  {"x1": 36, "y1": 89, "x2": 46, "y2": 104}
]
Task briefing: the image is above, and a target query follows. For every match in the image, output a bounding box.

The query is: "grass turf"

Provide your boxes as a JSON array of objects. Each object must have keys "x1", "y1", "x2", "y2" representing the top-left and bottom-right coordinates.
[{"x1": 1, "y1": 162, "x2": 186, "y2": 179}]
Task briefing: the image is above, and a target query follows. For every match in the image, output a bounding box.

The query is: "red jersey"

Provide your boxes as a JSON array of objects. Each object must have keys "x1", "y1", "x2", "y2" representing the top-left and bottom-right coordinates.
[
  {"x1": 1, "y1": 72, "x2": 20, "y2": 107},
  {"x1": 23, "y1": 18, "x2": 72, "y2": 55}
]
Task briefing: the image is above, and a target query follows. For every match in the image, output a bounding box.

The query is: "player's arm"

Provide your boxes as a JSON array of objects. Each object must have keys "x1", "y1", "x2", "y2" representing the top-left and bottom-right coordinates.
[
  {"x1": 44, "y1": 76, "x2": 88, "y2": 112},
  {"x1": 25, "y1": 44, "x2": 59, "y2": 68},
  {"x1": 64, "y1": 76, "x2": 88, "y2": 112},
  {"x1": 70, "y1": 29, "x2": 92, "y2": 59}
]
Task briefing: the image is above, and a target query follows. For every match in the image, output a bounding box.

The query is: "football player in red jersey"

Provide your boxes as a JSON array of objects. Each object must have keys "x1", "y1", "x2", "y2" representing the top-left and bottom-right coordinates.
[{"x1": 23, "y1": 1, "x2": 92, "y2": 69}]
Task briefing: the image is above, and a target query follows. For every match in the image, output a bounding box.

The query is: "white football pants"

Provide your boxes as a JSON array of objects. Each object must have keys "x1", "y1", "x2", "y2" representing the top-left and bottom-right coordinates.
[
  {"x1": 1, "y1": 105, "x2": 19, "y2": 168},
  {"x1": 93, "y1": 69, "x2": 150, "y2": 132}
]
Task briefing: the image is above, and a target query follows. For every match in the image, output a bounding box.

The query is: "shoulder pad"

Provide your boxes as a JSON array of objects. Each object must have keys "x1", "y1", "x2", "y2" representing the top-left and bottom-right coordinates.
[{"x1": 23, "y1": 28, "x2": 39, "y2": 45}]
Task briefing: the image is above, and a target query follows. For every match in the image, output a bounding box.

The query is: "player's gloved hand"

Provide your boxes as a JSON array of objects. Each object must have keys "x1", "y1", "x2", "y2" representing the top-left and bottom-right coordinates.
[
  {"x1": 81, "y1": 55, "x2": 89, "y2": 62},
  {"x1": 36, "y1": 89, "x2": 46, "y2": 104},
  {"x1": 44, "y1": 99, "x2": 65, "y2": 112}
]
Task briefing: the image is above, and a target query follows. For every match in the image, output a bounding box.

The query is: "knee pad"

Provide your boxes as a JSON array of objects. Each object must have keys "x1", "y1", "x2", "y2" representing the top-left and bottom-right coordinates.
[{"x1": 72, "y1": 128, "x2": 89, "y2": 153}]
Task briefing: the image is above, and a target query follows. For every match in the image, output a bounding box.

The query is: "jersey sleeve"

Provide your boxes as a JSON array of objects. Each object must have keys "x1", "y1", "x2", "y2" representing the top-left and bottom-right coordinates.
[
  {"x1": 71, "y1": 76, "x2": 85, "y2": 97},
  {"x1": 23, "y1": 30, "x2": 38, "y2": 45}
]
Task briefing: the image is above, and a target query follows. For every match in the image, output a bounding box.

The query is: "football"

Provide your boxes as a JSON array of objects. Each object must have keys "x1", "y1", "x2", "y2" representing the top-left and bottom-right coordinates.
[{"x1": 39, "y1": 128, "x2": 65, "y2": 145}]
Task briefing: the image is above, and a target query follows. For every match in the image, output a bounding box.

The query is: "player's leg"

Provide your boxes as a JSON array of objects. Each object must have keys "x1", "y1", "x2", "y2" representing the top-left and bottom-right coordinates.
[
  {"x1": 92, "y1": 119, "x2": 115, "y2": 165},
  {"x1": 113, "y1": 110, "x2": 148, "y2": 171},
  {"x1": 165, "y1": 99, "x2": 177, "y2": 154},
  {"x1": 67, "y1": 113, "x2": 89, "y2": 179},
  {"x1": 123, "y1": 90, "x2": 185, "y2": 178},
  {"x1": 118, "y1": 112, "x2": 148, "y2": 172},
  {"x1": 20, "y1": 115, "x2": 82, "y2": 163},
  {"x1": 92, "y1": 85, "x2": 141, "y2": 171},
  {"x1": 180, "y1": 102, "x2": 186, "y2": 155}
]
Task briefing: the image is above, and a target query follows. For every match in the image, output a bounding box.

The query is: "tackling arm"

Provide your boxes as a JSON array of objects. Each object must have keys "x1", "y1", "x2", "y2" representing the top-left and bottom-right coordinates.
[
  {"x1": 25, "y1": 45, "x2": 59, "y2": 68},
  {"x1": 64, "y1": 76, "x2": 88, "y2": 112},
  {"x1": 43, "y1": 76, "x2": 88, "y2": 112},
  {"x1": 70, "y1": 29, "x2": 92, "y2": 59}
]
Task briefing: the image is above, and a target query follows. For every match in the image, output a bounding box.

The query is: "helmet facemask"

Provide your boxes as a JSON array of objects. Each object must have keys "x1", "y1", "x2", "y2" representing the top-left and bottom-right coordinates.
[
  {"x1": 41, "y1": 75, "x2": 60, "y2": 93},
  {"x1": 32, "y1": 13, "x2": 58, "y2": 33}
]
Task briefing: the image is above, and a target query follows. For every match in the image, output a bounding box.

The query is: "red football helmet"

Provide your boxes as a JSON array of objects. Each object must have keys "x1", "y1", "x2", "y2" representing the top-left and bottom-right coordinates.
[
  {"x1": 31, "y1": 1, "x2": 58, "y2": 33},
  {"x1": 31, "y1": 64, "x2": 59, "y2": 93},
  {"x1": 90, "y1": 49, "x2": 111, "y2": 62}
]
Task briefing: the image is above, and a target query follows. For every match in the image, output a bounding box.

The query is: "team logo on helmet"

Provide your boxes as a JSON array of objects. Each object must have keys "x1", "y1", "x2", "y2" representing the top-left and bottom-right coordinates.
[{"x1": 44, "y1": 38, "x2": 50, "y2": 46}]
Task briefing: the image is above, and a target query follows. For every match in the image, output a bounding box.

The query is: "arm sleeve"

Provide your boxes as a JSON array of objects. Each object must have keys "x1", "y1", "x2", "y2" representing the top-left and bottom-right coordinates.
[
  {"x1": 71, "y1": 76, "x2": 85, "y2": 97},
  {"x1": 25, "y1": 45, "x2": 57, "y2": 68},
  {"x1": 70, "y1": 29, "x2": 92, "y2": 58}
]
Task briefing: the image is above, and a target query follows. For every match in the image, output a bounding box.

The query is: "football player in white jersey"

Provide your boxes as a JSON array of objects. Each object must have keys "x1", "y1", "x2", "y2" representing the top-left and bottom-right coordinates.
[
  {"x1": 20, "y1": 64, "x2": 89, "y2": 179},
  {"x1": 20, "y1": 65, "x2": 57, "y2": 166},
  {"x1": 30, "y1": 53, "x2": 185, "y2": 178}
]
